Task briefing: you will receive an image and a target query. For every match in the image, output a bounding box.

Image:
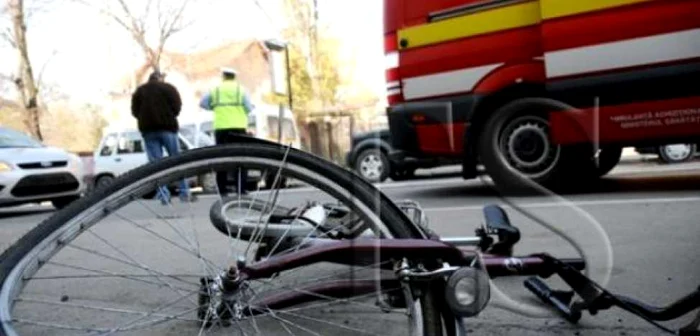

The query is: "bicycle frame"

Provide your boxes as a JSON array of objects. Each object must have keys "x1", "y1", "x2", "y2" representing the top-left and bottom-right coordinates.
[{"x1": 235, "y1": 238, "x2": 585, "y2": 314}]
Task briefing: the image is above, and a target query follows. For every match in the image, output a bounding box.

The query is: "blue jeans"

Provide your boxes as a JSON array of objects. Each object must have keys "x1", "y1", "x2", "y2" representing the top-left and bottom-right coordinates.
[{"x1": 142, "y1": 131, "x2": 189, "y2": 201}]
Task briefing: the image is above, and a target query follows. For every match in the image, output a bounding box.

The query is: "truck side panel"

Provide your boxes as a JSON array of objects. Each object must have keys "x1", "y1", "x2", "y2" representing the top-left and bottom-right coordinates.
[{"x1": 541, "y1": 0, "x2": 700, "y2": 146}]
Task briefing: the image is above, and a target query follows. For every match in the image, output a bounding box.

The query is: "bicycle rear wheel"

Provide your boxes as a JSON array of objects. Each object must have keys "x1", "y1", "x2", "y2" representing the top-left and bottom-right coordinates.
[{"x1": 0, "y1": 142, "x2": 447, "y2": 336}]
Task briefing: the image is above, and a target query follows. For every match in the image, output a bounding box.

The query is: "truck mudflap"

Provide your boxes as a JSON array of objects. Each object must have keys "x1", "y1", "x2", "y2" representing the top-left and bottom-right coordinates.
[{"x1": 387, "y1": 96, "x2": 479, "y2": 158}]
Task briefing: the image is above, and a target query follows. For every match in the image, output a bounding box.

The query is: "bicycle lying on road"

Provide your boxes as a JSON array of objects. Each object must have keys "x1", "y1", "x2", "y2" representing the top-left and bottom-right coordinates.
[{"x1": 0, "y1": 137, "x2": 698, "y2": 335}]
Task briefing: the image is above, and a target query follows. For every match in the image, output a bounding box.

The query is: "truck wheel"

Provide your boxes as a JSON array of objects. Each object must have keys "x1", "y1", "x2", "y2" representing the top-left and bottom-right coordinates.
[
  {"x1": 355, "y1": 148, "x2": 389, "y2": 183},
  {"x1": 658, "y1": 144, "x2": 696, "y2": 164},
  {"x1": 591, "y1": 147, "x2": 623, "y2": 177},
  {"x1": 478, "y1": 98, "x2": 582, "y2": 192}
]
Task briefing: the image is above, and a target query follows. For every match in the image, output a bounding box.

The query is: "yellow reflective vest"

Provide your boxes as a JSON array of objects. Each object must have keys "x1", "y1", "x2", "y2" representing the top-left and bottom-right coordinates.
[{"x1": 210, "y1": 80, "x2": 248, "y2": 130}]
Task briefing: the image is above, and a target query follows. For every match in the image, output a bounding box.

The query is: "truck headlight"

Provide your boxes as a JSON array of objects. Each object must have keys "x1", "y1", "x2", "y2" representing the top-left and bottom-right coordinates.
[
  {"x1": 0, "y1": 161, "x2": 13, "y2": 173},
  {"x1": 445, "y1": 267, "x2": 490, "y2": 317}
]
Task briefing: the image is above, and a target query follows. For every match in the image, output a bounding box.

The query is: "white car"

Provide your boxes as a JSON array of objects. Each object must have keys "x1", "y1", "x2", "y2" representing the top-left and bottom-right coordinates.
[{"x1": 0, "y1": 127, "x2": 86, "y2": 209}]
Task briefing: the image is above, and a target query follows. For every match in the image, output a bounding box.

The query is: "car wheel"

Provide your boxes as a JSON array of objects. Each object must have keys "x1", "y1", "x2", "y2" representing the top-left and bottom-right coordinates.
[
  {"x1": 658, "y1": 144, "x2": 696, "y2": 164},
  {"x1": 51, "y1": 196, "x2": 80, "y2": 210},
  {"x1": 94, "y1": 175, "x2": 115, "y2": 189},
  {"x1": 355, "y1": 148, "x2": 389, "y2": 183}
]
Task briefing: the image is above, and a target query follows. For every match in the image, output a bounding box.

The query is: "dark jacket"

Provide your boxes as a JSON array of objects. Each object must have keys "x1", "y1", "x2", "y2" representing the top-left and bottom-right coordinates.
[{"x1": 131, "y1": 81, "x2": 182, "y2": 133}]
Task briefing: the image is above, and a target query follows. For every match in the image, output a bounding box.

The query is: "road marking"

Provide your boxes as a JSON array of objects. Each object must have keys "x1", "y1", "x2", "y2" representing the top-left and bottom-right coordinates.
[{"x1": 422, "y1": 196, "x2": 700, "y2": 212}]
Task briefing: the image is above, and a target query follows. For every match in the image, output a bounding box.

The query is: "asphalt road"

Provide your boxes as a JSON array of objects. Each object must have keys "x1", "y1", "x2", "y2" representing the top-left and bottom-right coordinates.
[{"x1": 1, "y1": 160, "x2": 699, "y2": 335}]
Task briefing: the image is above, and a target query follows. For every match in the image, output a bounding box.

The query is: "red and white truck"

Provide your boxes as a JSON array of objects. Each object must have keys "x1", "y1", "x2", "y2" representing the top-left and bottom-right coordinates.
[{"x1": 383, "y1": 0, "x2": 700, "y2": 189}]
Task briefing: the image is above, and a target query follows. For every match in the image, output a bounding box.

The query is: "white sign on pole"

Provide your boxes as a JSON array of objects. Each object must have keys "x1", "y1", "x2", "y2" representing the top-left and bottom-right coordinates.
[{"x1": 270, "y1": 50, "x2": 287, "y2": 96}]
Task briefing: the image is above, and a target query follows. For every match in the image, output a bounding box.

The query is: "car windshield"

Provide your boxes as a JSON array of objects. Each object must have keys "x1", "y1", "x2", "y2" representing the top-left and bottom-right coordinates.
[{"x1": 0, "y1": 128, "x2": 43, "y2": 148}]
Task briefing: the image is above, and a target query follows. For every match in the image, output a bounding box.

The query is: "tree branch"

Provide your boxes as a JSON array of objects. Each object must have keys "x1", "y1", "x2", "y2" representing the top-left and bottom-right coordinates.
[
  {"x1": 0, "y1": 27, "x2": 17, "y2": 48},
  {"x1": 35, "y1": 49, "x2": 58, "y2": 89}
]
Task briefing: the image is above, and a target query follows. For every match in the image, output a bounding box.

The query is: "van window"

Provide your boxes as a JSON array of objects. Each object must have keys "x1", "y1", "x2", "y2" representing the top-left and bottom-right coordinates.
[
  {"x1": 117, "y1": 132, "x2": 145, "y2": 154},
  {"x1": 267, "y1": 116, "x2": 296, "y2": 140},
  {"x1": 100, "y1": 134, "x2": 118, "y2": 156}
]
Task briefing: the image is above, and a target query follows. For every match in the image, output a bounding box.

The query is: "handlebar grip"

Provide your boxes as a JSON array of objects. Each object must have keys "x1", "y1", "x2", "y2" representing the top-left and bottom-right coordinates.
[{"x1": 483, "y1": 205, "x2": 520, "y2": 255}]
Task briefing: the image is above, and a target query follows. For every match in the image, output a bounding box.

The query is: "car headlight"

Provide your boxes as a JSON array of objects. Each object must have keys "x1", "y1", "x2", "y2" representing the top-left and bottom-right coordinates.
[{"x1": 0, "y1": 161, "x2": 13, "y2": 173}]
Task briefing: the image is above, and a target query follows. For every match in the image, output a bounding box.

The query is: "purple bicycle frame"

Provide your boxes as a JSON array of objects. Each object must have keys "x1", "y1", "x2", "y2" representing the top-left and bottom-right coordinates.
[{"x1": 238, "y1": 239, "x2": 585, "y2": 314}]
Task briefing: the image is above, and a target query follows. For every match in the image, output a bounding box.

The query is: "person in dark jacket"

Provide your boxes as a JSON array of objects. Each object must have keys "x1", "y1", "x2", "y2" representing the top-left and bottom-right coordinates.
[{"x1": 132, "y1": 71, "x2": 196, "y2": 204}]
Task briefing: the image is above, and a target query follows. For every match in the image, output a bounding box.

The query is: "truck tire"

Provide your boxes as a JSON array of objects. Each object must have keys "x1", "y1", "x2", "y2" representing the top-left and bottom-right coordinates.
[
  {"x1": 354, "y1": 148, "x2": 390, "y2": 183},
  {"x1": 592, "y1": 147, "x2": 622, "y2": 177},
  {"x1": 477, "y1": 98, "x2": 585, "y2": 193}
]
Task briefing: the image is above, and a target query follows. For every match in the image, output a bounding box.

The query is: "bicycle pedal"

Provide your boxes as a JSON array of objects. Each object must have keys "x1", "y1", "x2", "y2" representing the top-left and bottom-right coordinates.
[{"x1": 524, "y1": 277, "x2": 581, "y2": 324}]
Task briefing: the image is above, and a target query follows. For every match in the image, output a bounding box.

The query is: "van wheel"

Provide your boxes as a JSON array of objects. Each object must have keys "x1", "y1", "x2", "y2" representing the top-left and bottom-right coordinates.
[{"x1": 478, "y1": 98, "x2": 584, "y2": 193}]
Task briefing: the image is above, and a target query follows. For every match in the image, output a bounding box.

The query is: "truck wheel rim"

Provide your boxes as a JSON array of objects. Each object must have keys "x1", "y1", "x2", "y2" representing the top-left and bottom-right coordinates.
[
  {"x1": 360, "y1": 154, "x2": 383, "y2": 180},
  {"x1": 663, "y1": 144, "x2": 692, "y2": 161},
  {"x1": 499, "y1": 115, "x2": 560, "y2": 179}
]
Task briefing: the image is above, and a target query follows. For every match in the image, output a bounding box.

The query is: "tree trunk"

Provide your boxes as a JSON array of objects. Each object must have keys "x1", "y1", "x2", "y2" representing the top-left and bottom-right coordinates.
[{"x1": 9, "y1": 0, "x2": 43, "y2": 140}]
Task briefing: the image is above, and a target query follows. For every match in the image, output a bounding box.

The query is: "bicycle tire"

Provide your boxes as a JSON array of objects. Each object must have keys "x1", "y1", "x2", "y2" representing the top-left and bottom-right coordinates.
[{"x1": 0, "y1": 142, "x2": 442, "y2": 335}]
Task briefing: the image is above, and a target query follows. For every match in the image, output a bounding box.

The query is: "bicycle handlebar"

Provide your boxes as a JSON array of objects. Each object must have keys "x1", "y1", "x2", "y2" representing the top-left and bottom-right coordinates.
[{"x1": 599, "y1": 287, "x2": 700, "y2": 322}]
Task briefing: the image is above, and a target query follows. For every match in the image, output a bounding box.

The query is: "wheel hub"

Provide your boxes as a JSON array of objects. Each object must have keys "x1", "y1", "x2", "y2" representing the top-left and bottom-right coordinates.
[
  {"x1": 663, "y1": 144, "x2": 692, "y2": 161},
  {"x1": 360, "y1": 154, "x2": 384, "y2": 179},
  {"x1": 500, "y1": 117, "x2": 560, "y2": 179}
]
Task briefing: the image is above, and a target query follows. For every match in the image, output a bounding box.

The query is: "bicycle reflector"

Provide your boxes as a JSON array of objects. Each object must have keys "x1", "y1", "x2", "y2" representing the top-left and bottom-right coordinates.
[{"x1": 445, "y1": 267, "x2": 491, "y2": 317}]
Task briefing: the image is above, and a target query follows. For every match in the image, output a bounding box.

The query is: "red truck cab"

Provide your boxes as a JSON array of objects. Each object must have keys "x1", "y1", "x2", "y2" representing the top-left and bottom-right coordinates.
[{"x1": 384, "y1": 0, "x2": 700, "y2": 190}]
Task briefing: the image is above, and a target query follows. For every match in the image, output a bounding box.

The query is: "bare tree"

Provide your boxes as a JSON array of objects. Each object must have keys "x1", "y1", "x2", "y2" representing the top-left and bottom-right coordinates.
[
  {"x1": 3, "y1": 0, "x2": 43, "y2": 139},
  {"x1": 76, "y1": 0, "x2": 195, "y2": 72}
]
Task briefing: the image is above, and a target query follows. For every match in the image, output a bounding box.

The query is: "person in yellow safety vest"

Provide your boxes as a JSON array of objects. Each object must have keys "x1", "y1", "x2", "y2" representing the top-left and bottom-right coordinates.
[{"x1": 199, "y1": 67, "x2": 254, "y2": 196}]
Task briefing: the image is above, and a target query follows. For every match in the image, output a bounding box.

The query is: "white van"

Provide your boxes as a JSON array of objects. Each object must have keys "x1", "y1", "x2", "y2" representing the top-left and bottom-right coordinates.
[{"x1": 92, "y1": 126, "x2": 221, "y2": 193}]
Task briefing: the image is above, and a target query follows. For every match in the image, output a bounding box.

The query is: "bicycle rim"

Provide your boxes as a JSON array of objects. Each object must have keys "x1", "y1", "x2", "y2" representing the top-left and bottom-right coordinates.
[{"x1": 0, "y1": 143, "x2": 439, "y2": 336}]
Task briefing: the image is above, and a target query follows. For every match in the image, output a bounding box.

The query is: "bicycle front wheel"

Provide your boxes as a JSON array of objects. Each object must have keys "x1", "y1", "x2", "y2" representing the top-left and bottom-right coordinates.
[{"x1": 0, "y1": 142, "x2": 446, "y2": 336}]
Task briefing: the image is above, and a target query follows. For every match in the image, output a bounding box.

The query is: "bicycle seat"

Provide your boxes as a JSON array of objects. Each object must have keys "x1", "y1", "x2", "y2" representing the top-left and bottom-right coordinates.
[{"x1": 483, "y1": 205, "x2": 521, "y2": 256}]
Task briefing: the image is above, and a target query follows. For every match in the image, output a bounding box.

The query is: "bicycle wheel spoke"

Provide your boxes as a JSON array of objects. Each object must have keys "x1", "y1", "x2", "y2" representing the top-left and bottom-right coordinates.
[
  {"x1": 63, "y1": 242, "x2": 197, "y2": 287},
  {"x1": 135, "y1": 199, "x2": 196, "y2": 250},
  {"x1": 94, "y1": 288, "x2": 200, "y2": 335},
  {"x1": 245, "y1": 145, "x2": 292, "y2": 258},
  {"x1": 15, "y1": 297, "x2": 200, "y2": 322},
  {"x1": 28, "y1": 274, "x2": 201, "y2": 281},
  {"x1": 278, "y1": 309, "x2": 382, "y2": 335},
  {"x1": 250, "y1": 278, "x2": 385, "y2": 311},
  {"x1": 44, "y1": 261, "x2": 194, "y2": 292},
  {"x1": 111, "y1": 212, "x2": 220, "y2": 272},
  {"x1": 98, "y1": 307, "x2": 200, "y2": 335},
  {"x1": 262, "y1": 308, "x2": 322, "y2": 336},
  {"x1": 13, "y1": 318, "x2": 108, "y2": 333}
]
